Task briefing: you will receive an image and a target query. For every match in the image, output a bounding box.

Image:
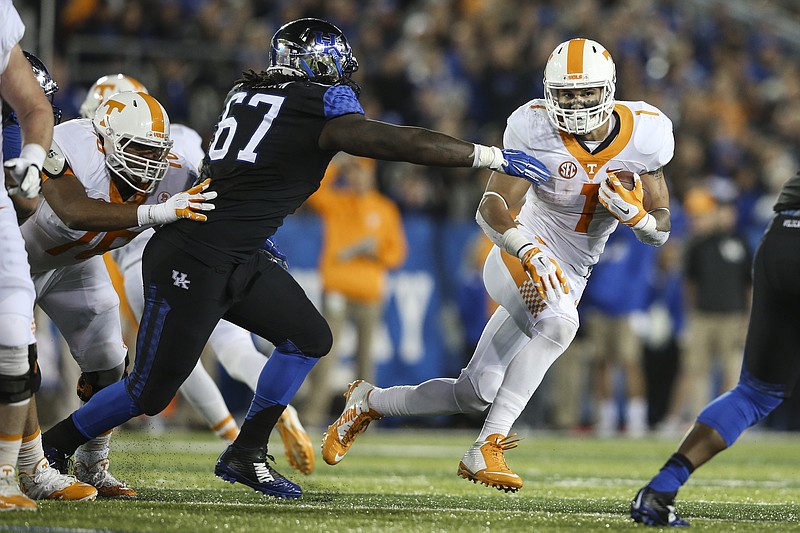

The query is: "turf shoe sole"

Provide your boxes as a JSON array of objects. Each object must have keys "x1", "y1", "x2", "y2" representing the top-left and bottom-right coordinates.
[{"x1": 276, "y1": 405, "x2": 314, "y2": 475}]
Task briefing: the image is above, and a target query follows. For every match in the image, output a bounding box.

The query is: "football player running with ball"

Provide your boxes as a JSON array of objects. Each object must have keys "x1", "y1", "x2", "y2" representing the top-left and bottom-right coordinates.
[
  {"x1": 41, "y1": 17, "x2": 550, "y2": 499},
  {"x1": 322, "y1": 38, "x2": 674, "y2": 493}
]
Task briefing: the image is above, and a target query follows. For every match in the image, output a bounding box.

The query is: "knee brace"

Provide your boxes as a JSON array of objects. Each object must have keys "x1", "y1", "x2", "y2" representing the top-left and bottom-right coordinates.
[
  {"x1": 76, "y1": 361, "x2": 126, "y2": 402},
  {"x1": 697, "y1": 371, "x2": 784, "y2": 447},
  {"x1": 454, "y1": 373, "x2": 491, "y2": 414},
  {"x1": 0, "y1": 344, "x2": 38, "y2": 403}
]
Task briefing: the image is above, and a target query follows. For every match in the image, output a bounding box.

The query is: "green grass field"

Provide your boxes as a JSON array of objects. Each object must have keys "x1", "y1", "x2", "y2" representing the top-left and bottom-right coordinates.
[{"x1": 1, "y1": 427, "x2": 798, "y2": 532}]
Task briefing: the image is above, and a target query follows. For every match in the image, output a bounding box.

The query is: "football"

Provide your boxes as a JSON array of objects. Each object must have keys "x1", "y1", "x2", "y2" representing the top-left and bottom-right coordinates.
[{"x1": 608, "y1": 170, "x2": 652, "y2": 211}]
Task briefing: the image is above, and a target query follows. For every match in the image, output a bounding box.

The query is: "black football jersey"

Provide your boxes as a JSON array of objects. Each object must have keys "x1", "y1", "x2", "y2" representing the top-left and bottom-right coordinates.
[
  {"x1": 774, "y1": 172, "x2": 800, "y2": 212},
  {"x1": 159, "y1": 80, "x2": 364, "y2": 265}
]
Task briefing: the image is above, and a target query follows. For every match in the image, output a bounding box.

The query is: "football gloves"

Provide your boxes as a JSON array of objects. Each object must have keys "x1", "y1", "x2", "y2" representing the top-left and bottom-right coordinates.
[
  {"x1": 5, "y1": 144, "x2": 46, "y2": 199},
  {"x1": 496, "y1": 149, "x2": 551, "y2": 185},
  {"x1": 598, "y1": 171, "x2": 647, "y2": 227},
  {"x1": 473, "y1": 144, "x2": 551, "y2": 185},
  {"x1": 519, "y1": 244, "x2": 569, "y2": 302},
  {"x1": 137, "y1": 178, "x2": 217, "y2": 226},
  {"x1": 261, "y1": 237, "x2": 289, "y2": 271}
]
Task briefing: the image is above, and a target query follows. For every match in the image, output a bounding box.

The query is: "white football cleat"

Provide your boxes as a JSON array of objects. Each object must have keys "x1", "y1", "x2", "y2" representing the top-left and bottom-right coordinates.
[
  {"x1": 74, "y1": 458, "x2": 137, "y2": 499},
  {"x1": 0, "y1": 464, "x2": 37, "y2": 511},
  {"x1": 19, "y1": 458, "x2": 97, "y2": 501}
]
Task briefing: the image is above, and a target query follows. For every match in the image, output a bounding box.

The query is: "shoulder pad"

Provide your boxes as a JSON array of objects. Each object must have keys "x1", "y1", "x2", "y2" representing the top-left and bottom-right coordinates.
[
  {"x1": 632, "y1": 108, "x2": 674, "y2": 169},
  {"x1": 43, "y1": 140, "x2": 69, "y2": 178}
]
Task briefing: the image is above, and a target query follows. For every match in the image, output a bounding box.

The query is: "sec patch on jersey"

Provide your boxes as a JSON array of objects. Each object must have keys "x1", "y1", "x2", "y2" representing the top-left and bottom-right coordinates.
[{"x1": 608, "y1": 170, "x2": 652, "y2": 211}]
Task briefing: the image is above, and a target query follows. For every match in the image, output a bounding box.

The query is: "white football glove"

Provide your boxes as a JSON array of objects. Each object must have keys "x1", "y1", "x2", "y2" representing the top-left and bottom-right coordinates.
[
  {"x1": 4, "y1": 144, "x2": 46, "y2": 199},
  {"x1": 598, "y1": 171, "x2": 647, "y2": 228},
  {"x1": 518, "y1": 244, "x2": 569, "y2": 302},
  {"x1": 137, "y1": 178, "x2": 217, "y2": 226}
]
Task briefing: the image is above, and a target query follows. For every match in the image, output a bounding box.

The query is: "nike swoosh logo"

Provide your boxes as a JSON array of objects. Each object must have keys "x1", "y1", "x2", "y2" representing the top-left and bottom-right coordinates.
[
  {"x1": 614, "y1": 202, "x2": 630, "y2": 215},
  {"x1": 334, "y1": 452, "x2": 345, "y2": 463}
]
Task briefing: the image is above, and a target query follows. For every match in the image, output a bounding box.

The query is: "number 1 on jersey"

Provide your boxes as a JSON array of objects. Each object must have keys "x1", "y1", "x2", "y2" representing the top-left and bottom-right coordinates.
[{"x1": 575, "y1": 183, "x2": 601, "y2": 233}]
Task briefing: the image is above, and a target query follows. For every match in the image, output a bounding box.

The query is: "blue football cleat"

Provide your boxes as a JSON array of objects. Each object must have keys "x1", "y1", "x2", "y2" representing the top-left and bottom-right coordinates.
[
  {"x1": 631, "y1": 486, "x2": 689, "y2": 527},
  {"x1": 215, "y1": 445, "x2": 302, "y2": 499}
]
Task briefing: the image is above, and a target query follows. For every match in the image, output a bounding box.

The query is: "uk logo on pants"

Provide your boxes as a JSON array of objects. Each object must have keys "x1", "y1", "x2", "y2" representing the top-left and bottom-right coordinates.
[{"x1": 172, "y1": 270, "x2": 190, "y2": 290}]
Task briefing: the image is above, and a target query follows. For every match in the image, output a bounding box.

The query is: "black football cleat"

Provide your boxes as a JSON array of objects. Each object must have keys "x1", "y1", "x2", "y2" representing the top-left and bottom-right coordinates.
[
  {"x1": 631, "y1": 486, "x2": 689, "y2": 527},
  {"x1": 215, "y1": 445, "x2": 301, "y2": 499}
]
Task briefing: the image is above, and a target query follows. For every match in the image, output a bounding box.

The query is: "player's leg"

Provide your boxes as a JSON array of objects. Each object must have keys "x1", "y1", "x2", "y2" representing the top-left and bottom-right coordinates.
[
  {"x1": 178, "y1": 361, "x2": 239, "y2": 442},
  {"x1": 0, "y1": 291, "x2": 38, "y2": 510},
  {"x1": 42, "y1": 238, "x2": 222, "y2": 477},
  {"x1": 34, "y1": 260, "x2": 134, "y2": 498},
  {"x1": 18, "y1": 397, "x2": 96, "y2": 501},
  {"x1": 0, "y1": 200, "x2": 38, "y2": 510},
  {"x1": 632, "y1": 220, "x2": 800, "y2": 527},
  {"x1": 115, "y1": 233, "x2": 242, "y2": 446},
  {"x1": 209, "y1": 319, "x2": 314, "y2": 475},
  {"x1": 216, "y1": 253, "x2": 328, "y2": 497},
  {"x1": 457, "y1": 245, "x2": 581, "y2": 492}
]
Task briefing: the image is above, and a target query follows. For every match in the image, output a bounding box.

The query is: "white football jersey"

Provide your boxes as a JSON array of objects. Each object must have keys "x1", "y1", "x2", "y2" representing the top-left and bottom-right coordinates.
[
  {"x1": 21, "y1": 118, "x2": 198, "y2": 272},
  {"x1": 170, "y1": 123, "x2": 205, "y2": 172},
  {"x1": 505, "y1": 99, "x2": 674, "y2": 270}
]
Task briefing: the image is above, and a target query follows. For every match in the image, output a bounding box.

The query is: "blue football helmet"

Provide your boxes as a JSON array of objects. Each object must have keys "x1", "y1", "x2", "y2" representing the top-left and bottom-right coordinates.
[
  {"x1": 269, "y1": 18, "x2": 358, "y2": 85},
  {"x1": 24, "y1": 51, "x2": 62, "y2": 124},
  {"x1": 3, "y1": 51, "x2": 61, "y2": 127}
]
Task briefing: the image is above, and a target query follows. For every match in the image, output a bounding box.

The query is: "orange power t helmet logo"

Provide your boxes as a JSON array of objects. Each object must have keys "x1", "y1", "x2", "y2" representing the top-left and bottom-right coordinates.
[{"x1": 97, "y1": 99, "x2": 126, "y2": 128}]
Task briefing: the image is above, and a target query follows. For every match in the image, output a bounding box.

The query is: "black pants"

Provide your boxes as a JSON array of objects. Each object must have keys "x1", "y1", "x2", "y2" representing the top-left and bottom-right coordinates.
[
  {"x1": 741, "y1": 214, "x2": 800, "y2": 394},
  {"x1": 127, "y1": 233, "x2": 332, "y2": 415}
]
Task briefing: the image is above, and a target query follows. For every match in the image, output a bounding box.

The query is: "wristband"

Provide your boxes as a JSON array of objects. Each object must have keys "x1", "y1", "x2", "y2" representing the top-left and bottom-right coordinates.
[
  {"x1": 137, "y1": 205, "x2": 154, "y2": 226},
  {"x1": 500, "y1": 227, "x2": 533, "y2": 258},
  {"x1": 632, "y1": 213, "x2": 670, "y2": 246},
  {"x1": 472, "y1": 144, "x2": 504, "y2": 170}
]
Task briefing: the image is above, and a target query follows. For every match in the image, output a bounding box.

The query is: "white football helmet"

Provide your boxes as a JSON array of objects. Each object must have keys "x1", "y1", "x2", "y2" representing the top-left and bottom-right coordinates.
[
  {"x1": 80, "y1": 73, "x2": 149, "y2": 119},
  {"x1": 543, "y1": 38, "x2": 616, "y2": 135},
  {"x1": 93, "y1": 91, "x2": 173, "y2": 194}
]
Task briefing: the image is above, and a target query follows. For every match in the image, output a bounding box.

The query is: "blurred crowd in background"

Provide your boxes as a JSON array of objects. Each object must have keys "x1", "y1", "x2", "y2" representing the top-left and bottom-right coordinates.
[{"x1": 15, "y1": 0, "x2": 800, "y2": 435}]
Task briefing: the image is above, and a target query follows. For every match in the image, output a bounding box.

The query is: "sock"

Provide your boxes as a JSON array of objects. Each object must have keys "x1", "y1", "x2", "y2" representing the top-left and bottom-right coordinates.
[
  {"x1": 246, "y1": 349, "x2": 317, "y2": 416},
  {"x1": 71, "y1": 380, "x2": 143, "y2": 439},
  {"x1": 235, "y1": 405, "x2": 283, "y2": 451},
  {"x1": 370, "y1": 379, "x2": 459, "y2": 417},
  {"x1": 42, "y1": 415, "x2": 90, "y2": 456},
  {"x1": 211, "y1": 415, "x2": 239, "y2": 443},
  {"x1": 626, "y1": 396, "x2": 648, "y2": 437},
  {"x1": 478, "y1": 319, "x2": 569, "y2": 441},
  {"x1": 17, "y1": 427, "x2": 45, "y2": 474},
  {"x1": 75, "y1": 431, "x2": 112, "y2": 465},
  {"x1": 649, "y1": 453, "x2": 695, "y2": 493},
  {"x1": 0, "y1": 431, "x2": 23, "y2": 471},
  {"x1": 179, "y1": 361, "x2": 234, "y2": 430}
]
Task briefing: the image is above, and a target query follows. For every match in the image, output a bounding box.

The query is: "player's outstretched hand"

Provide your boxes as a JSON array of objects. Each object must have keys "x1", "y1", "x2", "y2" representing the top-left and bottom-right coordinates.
[
  {"x1": 497, "y1": 149, "x2": 551, "y2": 185},
  {"x1": 137, "y1": 178, "x2": 217, "y2": 226},
  {"x1": 519, "y1": 244, "x2": 569, "y2": 302}
]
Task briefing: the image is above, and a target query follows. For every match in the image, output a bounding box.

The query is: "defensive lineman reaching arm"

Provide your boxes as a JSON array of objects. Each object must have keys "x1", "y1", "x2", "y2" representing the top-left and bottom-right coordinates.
[{"x1": 319, "y1": 112, "x2": 548, "y2": 182}]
